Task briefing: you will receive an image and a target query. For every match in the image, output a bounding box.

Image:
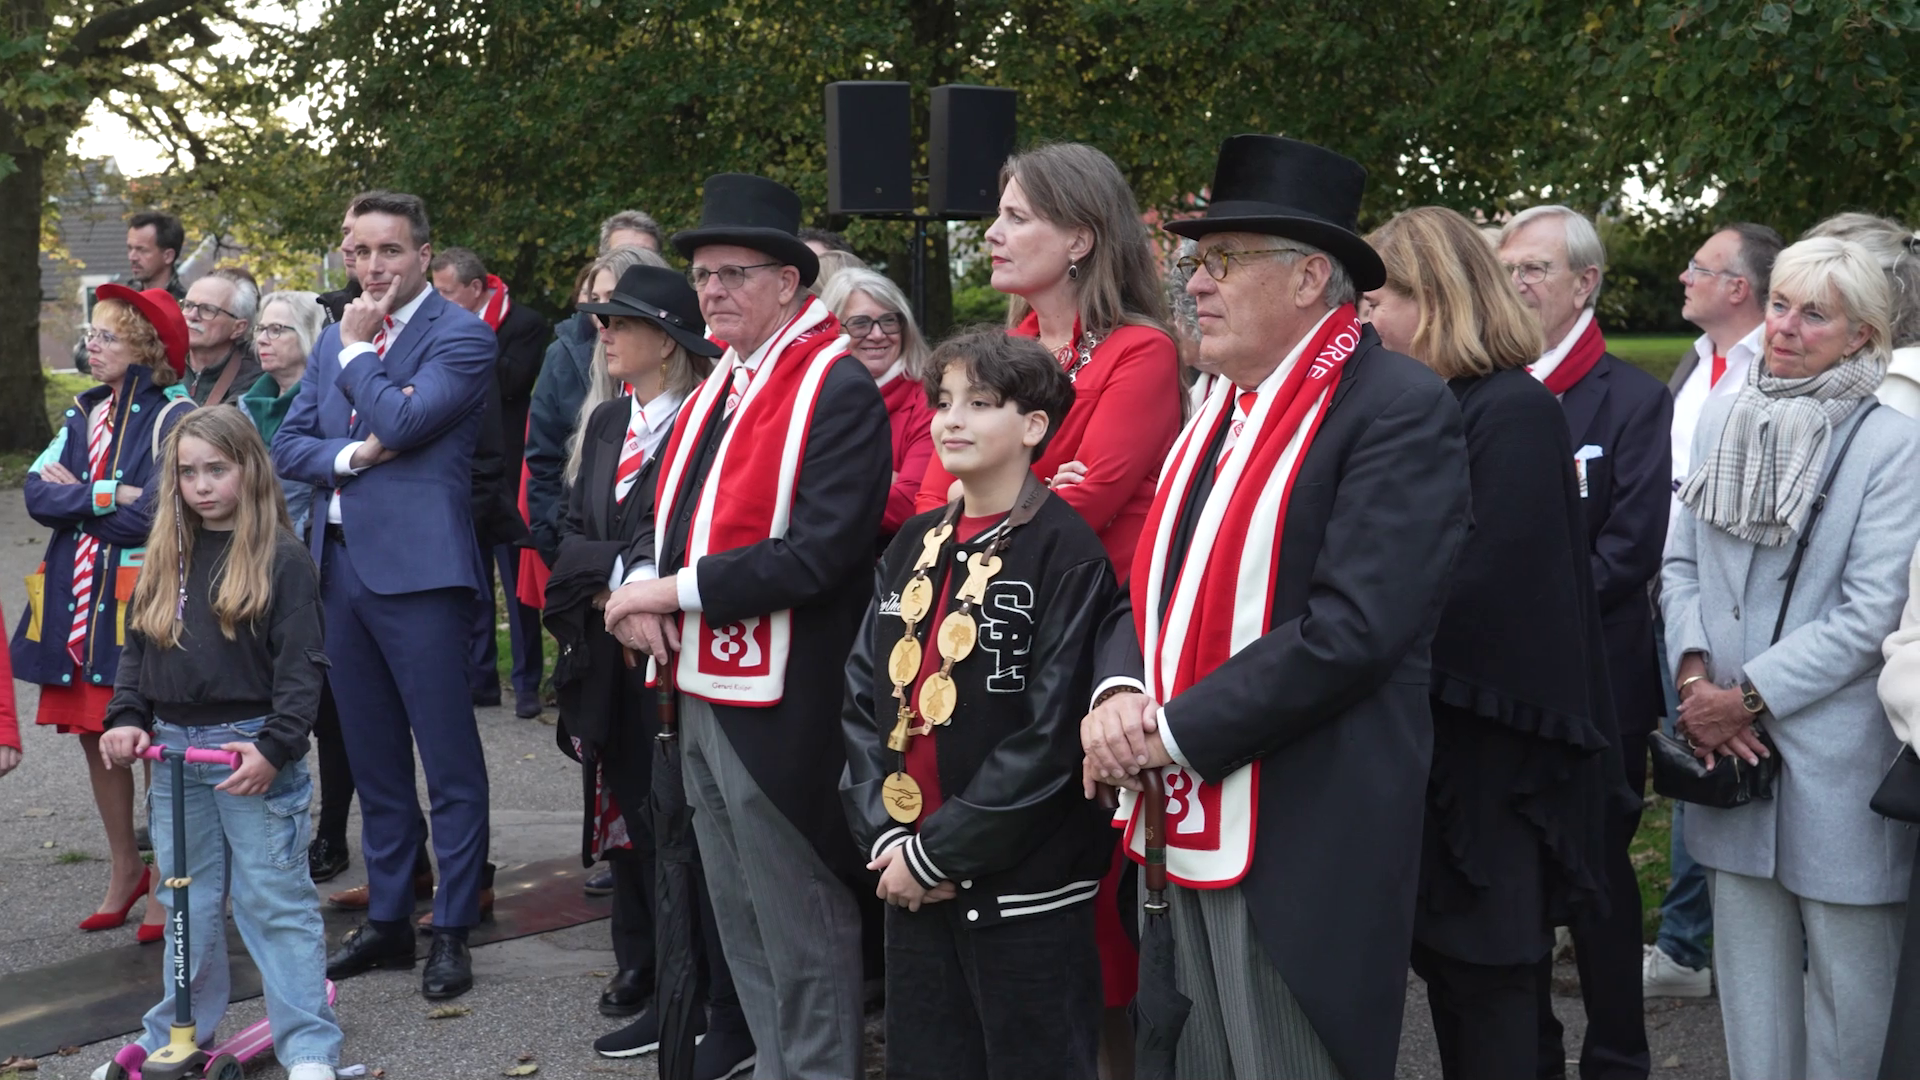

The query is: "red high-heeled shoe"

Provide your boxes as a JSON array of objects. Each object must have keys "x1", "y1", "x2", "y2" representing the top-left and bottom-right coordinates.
[
  {"x1": 136, "y1": 920, "x2": 165, "y2": 945},
  {"x1": 79, "y1": 866, "x2": 153, "y2": 931}
]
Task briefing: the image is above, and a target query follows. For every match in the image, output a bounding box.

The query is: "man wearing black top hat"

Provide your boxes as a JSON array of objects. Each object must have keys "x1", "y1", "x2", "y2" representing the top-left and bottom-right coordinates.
[
  {"x1": 604, "y1": 173, "x2": 891, "y2": 1078},
  {"x1": 1080, "y1": 136, "x2": 1472, "y2": 1079}
]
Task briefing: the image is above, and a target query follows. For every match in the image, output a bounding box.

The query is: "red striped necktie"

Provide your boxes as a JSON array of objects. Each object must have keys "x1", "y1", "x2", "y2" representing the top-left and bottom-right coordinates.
[
  {"x1": 614, "y1": 423, "x2": 647, "y2": 503},
  {"x1": 349, "y1": 316, "x2": 395, "y2": 431},
  {"x1": 1216, "y1": 390, "x2": 1259, "y2": 475}
]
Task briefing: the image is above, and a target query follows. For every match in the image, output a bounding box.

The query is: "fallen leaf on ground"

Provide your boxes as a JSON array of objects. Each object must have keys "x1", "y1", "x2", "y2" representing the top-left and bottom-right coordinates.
[
  {"x1": 1661, "y1": 1055, "x2": 1681, "y2": 1069},
  {"x1": 517, "y1": 1052, "x2": 535, "y2": 1062},
  {"x1": 0, "y1": 1054, "x2": 38, "y2": 1071},
  {"x1": 54, "y1": 1048, "x2": 78, "y2": 1057},
  {"x1": 587, "y1": 970, "x2": 610, "y2": 978},
  {"x1": 522, "y1": 753, "x2": 536, "y2": 760},
  {"x1": 373, "y1": 1070, "x2": 386, "y2": 1079},
  {"x1": 504, "y1": 1066, "x2": 538, "y2": 1076},
  {"x1": 427, "y1": 1005, "x2": 472, "y2": 1019},
  {"x1": 41, "y1": 842, "x2": 54, "y2": 849},
  {"x1": 20, "y1": 808, "x2": 52, "y2": 818}
]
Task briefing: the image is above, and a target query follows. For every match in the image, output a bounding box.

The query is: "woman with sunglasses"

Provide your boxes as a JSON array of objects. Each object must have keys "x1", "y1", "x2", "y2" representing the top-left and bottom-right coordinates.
[{"x1": 819, "y1": 268, "x2": 935, "y2": 542}]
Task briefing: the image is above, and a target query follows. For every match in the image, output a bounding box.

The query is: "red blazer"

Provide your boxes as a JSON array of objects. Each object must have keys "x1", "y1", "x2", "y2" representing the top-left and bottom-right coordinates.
[
  {"x1": 878, "y1": 370, "x2": 935, "y2": 535},
  {"x1": 915, "y1": 315, "x2": 1182, "y2": 583}
]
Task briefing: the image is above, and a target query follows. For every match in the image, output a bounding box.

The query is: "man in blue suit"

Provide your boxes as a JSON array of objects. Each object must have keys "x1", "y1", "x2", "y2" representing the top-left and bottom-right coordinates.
[{"x1": 272, "y1": 191, "x2": 495, "y2": 1000}]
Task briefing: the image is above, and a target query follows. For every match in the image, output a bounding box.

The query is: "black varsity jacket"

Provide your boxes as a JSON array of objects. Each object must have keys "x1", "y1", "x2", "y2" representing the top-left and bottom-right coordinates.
[{"x1": 841, "y1": 491, "x2": 1119, "y2": 926}]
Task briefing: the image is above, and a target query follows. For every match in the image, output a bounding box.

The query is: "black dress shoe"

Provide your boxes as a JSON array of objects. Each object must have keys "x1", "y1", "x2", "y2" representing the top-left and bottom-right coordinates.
[
  {"x1": 599, "y1": 969, "x2": 651, "y2": 1017},
  {"x1": 583, "y1": 867, "x2": 615, "y2": 897},
  {"x1": 472, "y1": 689, "x2": 502, "y2": 708},
  {"x1": 514, "y1": 696, "x2": 543, "y2": 719},
  {"x1": 593, "y1": 1004, "x2": 705, "y2": 1058},
  {"x1": 326, "y1": 923, "x2": 415, "y2": 979},
  {"x1": 693, "y1": 1018, "x2": 756, "y2": 1080},
  {"x1": 422, "y1": 932, "x2": 473, "y2": 1000},
  {"x1": 308, "y1": 837, "x2": 351, "y2": 883}
]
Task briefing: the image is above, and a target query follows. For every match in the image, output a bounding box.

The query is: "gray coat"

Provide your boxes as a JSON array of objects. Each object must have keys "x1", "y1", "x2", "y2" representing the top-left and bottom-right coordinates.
[{"x1": 1662, "y1": 396, "x2": 1920, "y2": 905}]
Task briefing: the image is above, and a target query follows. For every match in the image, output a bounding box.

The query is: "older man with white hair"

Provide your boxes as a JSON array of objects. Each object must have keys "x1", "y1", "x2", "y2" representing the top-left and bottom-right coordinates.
[
  {"x1": 1080, "y1": 135, "x2": 1472, "y2": 1080},
  {"x1": 602, "y1": 173, "x2": 891, "y2": 1079},
  {"x1": 1498, "y1": 205, "x2": 1670, "y2": 1080},
  {"x1": 179, "y1": 265, "x2": 263, "y2": 406}
]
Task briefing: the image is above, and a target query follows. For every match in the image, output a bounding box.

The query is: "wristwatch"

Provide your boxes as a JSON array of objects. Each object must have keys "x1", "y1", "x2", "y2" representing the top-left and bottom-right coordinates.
[{"x1": 1739, "y1": 678, "x2": 1767, "y2": 716}]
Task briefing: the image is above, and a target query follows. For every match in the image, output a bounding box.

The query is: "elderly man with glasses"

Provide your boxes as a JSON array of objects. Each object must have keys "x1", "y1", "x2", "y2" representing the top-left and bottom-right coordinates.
[
  {"x1": 1497, "y1": 205, "x2": 1672, "y2": 1080},
  {"x1": 179, "y1": 266, "x2": 264, "y2": 406},
  {"x1": 602, "y1": 173, "x2": 891, "y2": 1079}
]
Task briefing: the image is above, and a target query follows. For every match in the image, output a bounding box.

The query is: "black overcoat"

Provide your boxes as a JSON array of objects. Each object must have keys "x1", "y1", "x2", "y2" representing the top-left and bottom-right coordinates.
[{"x1": 1097, "y1": 327, "x2": 1471, "y2": 1080}]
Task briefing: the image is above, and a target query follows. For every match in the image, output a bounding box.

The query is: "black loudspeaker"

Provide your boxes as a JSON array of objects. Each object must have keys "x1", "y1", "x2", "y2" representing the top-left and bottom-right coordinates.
[
  {"x1": 825, "y1": 81, "x2": 914, "y2": 215},
  {"x1": 929, "y1": 85, "x2": 1017, "y2": 218}
]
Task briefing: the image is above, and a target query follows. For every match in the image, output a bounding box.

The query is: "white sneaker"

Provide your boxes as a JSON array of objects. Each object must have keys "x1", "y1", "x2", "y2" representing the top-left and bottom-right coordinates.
[
  {"x1": 91, "y1": 1064, "x2": 110, "y2": 1080},
  {"x1": 1643, "y1": 942, "x2": 1712, "y2": 998},
  {"x1": 289, "y1": 1066, "x2": 337, "y2": 1080}
]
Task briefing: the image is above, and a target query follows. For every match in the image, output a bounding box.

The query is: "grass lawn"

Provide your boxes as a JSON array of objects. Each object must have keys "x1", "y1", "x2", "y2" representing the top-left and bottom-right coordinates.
[
  {"x1": 1631, "y1": 791, "x2": 1676, "y2": 943},
  {"x1": 0, "y1": 370, "x2": 95, "y2": 488},
  {"x1": 1610, "y1": 333, "x2": 1694, "y2": 385}
]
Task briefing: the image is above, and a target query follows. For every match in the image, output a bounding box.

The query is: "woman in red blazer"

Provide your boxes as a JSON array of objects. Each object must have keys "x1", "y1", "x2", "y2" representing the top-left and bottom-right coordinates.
[
  {"x1": 820, "y1": 267, "x2": 935, "y2": 542},
  {"x1": 915, "y1": 144, "x2": 1181, "y2": 586},
  {"x1": 915, "y1": 143, "x2": 1182, "y2": 1069}
]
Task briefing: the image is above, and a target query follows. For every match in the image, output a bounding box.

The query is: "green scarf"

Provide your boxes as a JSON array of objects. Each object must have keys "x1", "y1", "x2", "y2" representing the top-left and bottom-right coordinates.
[{"x1": 239, "y1": 373, "x2": 301, "y2": 443}]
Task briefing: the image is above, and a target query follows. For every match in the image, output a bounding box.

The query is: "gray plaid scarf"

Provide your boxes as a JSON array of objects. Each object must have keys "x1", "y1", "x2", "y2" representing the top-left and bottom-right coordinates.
[{"x1": 1679, "y1": 349, "x2": 1888, "y2": 546}]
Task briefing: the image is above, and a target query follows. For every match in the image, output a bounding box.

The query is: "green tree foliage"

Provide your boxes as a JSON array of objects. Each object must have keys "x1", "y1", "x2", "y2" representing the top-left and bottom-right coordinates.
[{"x1": 0, "y1": 0, "x2": 297, "y2": 451}]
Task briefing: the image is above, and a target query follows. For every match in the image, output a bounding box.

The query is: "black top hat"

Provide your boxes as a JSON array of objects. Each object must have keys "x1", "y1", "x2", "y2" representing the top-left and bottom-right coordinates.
[
  {"x1": 577, "y1": 265, "x2": 724, "y2": 358},
  {"x1": 671, "y1": 173, "x2": 821, "y2": 288},
  {"x1": 1166, "y1": 135, "x2": 1386, "y2": 292}
]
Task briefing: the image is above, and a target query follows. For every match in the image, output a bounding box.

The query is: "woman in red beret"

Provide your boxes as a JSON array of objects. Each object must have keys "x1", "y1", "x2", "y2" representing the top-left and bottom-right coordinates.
[{"x1": 11, "y1": 285, "x2": 193, "y2": 941}]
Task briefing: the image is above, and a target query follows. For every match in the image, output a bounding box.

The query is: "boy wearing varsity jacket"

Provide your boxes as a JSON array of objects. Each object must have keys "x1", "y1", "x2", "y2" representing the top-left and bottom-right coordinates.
[{"x1": 842, "y1": 328, "x2": 1119, "y2": 1080}]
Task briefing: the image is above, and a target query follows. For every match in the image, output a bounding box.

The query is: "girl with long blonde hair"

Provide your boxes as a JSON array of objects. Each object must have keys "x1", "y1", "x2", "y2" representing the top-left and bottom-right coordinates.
[{"x1": 97, "y1": 406, "x2": 341, "y2": 1079}]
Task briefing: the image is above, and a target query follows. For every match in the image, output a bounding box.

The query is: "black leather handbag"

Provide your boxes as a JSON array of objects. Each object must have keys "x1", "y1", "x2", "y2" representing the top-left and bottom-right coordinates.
[
  {"x1": 1649, "y1": 724, "x2": 1780, "y2": 808},
  {"x1": 1650, "y1": 403, "x2": 1878, "y2": 810},
  {"x1": 1871, "y1": 745, "x2": 1920, "y2": 824}
]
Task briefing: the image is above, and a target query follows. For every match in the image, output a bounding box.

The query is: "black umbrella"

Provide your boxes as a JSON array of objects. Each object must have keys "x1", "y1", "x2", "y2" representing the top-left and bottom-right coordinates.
[
  {"x1": 637, "y1": 649, "x2": 702, "y2": 1080},
  {"x1": 1130, "y1": 768, "x2": 1191, "y2": 1079}
]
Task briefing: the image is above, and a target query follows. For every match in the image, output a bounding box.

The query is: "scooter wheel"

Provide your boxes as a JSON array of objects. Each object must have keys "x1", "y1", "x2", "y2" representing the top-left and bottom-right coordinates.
[
  {"x1": 101, "y1": 1065, "x2": 132, "y2": 1080},
  {"x1": 201, "y1": 1053, "x2": 244, "y2": 1080}
]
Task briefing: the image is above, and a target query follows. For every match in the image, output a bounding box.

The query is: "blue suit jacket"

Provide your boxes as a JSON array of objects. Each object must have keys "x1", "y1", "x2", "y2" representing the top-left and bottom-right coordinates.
[{"x1": 271, "y1": 287, "x2": 493, "y2": 597}]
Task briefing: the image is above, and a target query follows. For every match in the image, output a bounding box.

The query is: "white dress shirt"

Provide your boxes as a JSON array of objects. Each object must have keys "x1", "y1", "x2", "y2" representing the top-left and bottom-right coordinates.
[
  {"x1": 608, "y1": 389, "x2": 686, "y2": 589},
  {"x1": 670, "y1": 341, "x2": 780, "y2": 613},
  {"x1": 1668, "y1": 323, "x2": 1762, "y2": 538},
  {"x1": 1528, "y1": 307, "x2": 1595, "y2": 395},
  {"x1": 326, "y1": 285, "x2": 433, "y2": 526}
]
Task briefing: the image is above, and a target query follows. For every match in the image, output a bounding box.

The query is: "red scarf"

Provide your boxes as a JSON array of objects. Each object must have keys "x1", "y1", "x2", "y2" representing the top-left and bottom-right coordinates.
[
  {"x1": 1119, "y1": 305, "x2": 1362, "y2": 887},
  {"x1": 1531, "y1": 311, "x2": 1606, "y2": 395},
  {"x1": 480, "y1": 275, "x2": 512, "y2": 332},
  {"x1": 652, "y1": 297, "x2": 848, "y2": 704}
]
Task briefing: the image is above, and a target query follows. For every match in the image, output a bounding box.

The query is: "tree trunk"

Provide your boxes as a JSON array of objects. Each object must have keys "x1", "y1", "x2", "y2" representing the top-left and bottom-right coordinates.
[{"x1": 0, "y1": 101, "x2": 54, "y2": 453}]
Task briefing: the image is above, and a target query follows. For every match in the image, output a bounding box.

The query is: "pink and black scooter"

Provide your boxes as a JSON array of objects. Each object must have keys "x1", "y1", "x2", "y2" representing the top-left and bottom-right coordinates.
[{"x1": 103, "y1": 746, "x2": 338, "y2": 1080}]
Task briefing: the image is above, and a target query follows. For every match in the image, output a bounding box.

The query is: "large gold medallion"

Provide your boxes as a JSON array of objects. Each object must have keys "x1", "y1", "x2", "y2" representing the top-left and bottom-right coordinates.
[
  {"x1": 883, "y1": 771, "x2": 925, "y2": 823},
  {"x1": 900, "y1": 577, "x2": 935, "y2": 624},
  {"x1": 936, "y1": 611, "x2": 978, "y2": 663},
  {"x1": 887, "y1": 637, "x2": 923, "y2": 686},
  {"x1": 918, "y1": 671, "x2": 958, "y2": 726}
]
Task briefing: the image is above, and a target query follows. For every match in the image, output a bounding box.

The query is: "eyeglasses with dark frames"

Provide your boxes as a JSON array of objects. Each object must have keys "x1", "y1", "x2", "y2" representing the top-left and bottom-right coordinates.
[
  {"x1": 687, "y1": 262, "x2": 783, "y2": 290},
  {"x1": 845, "y1": 313, "x2": 905, "y2": 338}
]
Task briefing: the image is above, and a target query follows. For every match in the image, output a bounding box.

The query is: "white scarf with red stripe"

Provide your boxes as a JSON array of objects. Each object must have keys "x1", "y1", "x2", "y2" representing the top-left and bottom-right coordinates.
[
  {"x1": 653, "y1": 296, "x2": 849, "y2": 704},
  {"x1": 1118, "y1": 305, "x2": 1361, "y2": 887}
]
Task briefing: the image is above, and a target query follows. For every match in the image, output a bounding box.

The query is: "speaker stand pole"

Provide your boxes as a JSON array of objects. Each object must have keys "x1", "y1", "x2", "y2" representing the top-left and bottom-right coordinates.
[{"x1": 910, "y1": 216, "x2": 928, "y2": 330}]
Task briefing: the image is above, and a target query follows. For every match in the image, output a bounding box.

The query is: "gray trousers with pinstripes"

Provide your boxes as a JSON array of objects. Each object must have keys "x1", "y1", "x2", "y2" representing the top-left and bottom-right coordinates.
[
  {"x1": 1169, "y1": 883, "x2": 1346, "y2": 1080},
  {"x1": 682, "y1": 697, "x2": 864, "y2": 1080}
]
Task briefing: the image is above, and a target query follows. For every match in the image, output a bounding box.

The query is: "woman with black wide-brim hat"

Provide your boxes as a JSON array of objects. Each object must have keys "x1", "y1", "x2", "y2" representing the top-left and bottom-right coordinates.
[
  {"x1": 12, "y1": 285, "x2": 194, "y2": 943},
  {"x1": 544, "y1": 265, "x2": 753, "y2": 1076}
]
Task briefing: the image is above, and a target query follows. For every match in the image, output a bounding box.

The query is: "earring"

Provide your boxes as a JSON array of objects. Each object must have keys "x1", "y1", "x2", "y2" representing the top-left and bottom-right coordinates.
[{"x1": 1067, "y1": 262, "x2": 1080, "y2": 281}]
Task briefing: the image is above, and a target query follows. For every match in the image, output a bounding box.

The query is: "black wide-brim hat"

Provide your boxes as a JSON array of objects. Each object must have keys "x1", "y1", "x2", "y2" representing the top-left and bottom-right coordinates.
[
  {"x1": 671, "y1": 173, "x2": 821, "y2": 288},
  {"x1": 1166, "y1": 135, "x2": 1386, "y2": 292},
  {"x1": 578, "y1": 264, "x2": 723, "y2": 358}
]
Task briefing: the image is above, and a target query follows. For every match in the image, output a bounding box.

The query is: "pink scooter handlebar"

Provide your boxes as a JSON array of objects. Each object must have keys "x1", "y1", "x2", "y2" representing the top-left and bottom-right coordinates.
[{"x1": 138, "y1": 746, "x2": 243, "y2": 768}]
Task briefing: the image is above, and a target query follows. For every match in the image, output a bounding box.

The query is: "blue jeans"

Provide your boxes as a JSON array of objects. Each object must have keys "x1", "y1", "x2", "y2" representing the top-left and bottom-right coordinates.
[
  {"x1": 141, "y1": 719, "x2": 341, "y2": 1068},
  {"x1": 1653, "y1": 622, "x2": 1713, "y2": 969}
]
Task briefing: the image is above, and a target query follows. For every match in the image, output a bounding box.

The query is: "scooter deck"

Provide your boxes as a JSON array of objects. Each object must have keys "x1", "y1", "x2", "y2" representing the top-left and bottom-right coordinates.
[{"x1": 111, "y1": 981, "x2": 338, "y2": 1079}]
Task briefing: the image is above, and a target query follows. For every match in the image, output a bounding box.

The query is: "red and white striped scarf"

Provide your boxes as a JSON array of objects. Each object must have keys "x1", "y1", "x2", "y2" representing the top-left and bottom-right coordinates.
[
  {"x1": 652, "y1": 297, "x2": 848, "y2": 704},
  {"x1": 1118, "y1": 305, "x2": 1361, "y2": 887},
  {"x1": 67, "y1": 397, "x2": 117, "y2": 667},
  {"x1": 479, "y1": 275, "x2": 512, "y2": 332}
]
